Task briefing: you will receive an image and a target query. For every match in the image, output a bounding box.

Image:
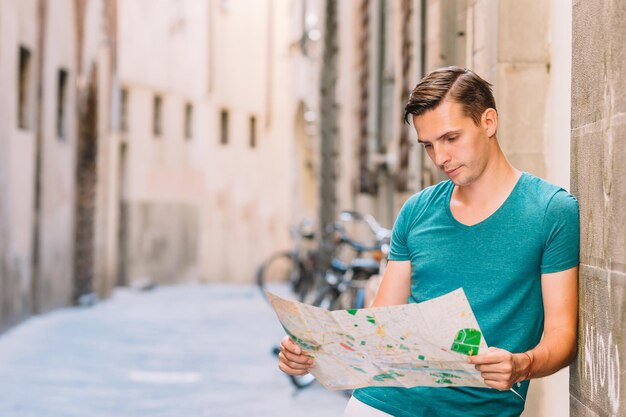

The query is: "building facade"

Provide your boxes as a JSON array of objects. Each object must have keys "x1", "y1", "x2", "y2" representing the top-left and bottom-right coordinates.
[
  {"x1": 0, "y1": 0, "x2": 303, "y2": 330},
  {"x1": 0, "y1": 0, "x2": 86, "y2": 329}
]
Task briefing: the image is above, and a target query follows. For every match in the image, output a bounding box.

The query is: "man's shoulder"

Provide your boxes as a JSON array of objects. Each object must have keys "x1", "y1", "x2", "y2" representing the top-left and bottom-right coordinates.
[
  {"x1": 518, "y1": 172, "x2": 579, "y2": 220},
  {"x1": 396, "y1": 180, "x2": 451, "y2": 223},
  {"x1": 520, "y1": 172, "x2": 577, "y2": 206},
  {"x1": 405, "y1": 179, "x2": 451, "y2": 206}
]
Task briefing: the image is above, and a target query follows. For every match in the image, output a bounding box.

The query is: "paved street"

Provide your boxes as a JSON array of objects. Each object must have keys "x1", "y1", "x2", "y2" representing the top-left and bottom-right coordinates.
[{"x1": 0, "y1": 283, "x2": 348, "y2": 417}]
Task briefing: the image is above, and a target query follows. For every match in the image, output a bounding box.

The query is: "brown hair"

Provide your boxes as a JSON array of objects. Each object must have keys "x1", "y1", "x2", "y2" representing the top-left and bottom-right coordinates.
[{"x1": 404, "y1": 66, "x2": 496, "y2": 125}]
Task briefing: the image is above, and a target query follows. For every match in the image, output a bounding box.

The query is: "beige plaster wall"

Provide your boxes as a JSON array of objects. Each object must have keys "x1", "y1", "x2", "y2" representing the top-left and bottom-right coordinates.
[
  {"x1": 0, "y1": 0, "x2": 83, "y2": 321},
  {"x1": 36, "y1": 0, "x2": 78, "y2": 312},
  {"x1": 203, "y1": 0, "x2": 296, "y2": 282},
  {"x1": 116, "y1": 0, "x2": 297, "y2": 283},
  {"x1": 117, "y1": 0, "x2": 207, "y2": 285},
  {"x1": 0, "y1": 0, "x2": 40, "y2": 328}
]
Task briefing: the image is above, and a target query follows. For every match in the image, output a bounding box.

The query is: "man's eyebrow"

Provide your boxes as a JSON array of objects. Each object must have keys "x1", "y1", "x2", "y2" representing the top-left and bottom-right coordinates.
[{"x1": 417, "y1": 130, "x2": 461, "y2": 143}]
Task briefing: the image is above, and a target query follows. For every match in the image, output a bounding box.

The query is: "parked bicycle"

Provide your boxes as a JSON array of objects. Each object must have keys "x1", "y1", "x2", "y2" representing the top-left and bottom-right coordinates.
[
  {"x1": 311, "y1": 211, "x2": 391, "y2": 311},
  {"x1": 256, "y1": 218, "x2": 317, "y2": 302},
  {"x1": 258, "y1": 211, "x2": 390, "y2": 390}
]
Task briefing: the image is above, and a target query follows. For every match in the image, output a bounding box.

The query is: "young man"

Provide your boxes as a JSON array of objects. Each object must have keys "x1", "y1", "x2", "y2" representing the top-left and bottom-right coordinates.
[{"x1": 278, "y1": 67, "x2": 579, "y2": 417}]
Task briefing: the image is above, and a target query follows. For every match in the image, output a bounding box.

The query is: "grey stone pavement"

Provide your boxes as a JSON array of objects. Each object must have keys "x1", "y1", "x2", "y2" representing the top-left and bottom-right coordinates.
[{"x1": 0, "y1": 283, "x2": 349, "y2": 417}]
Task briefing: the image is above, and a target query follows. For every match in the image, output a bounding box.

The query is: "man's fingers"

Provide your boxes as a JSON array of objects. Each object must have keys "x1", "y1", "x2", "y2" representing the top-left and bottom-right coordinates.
[
  {"x1": 278, "y1": 360, "x2": 310, "y2": 376},
  {"x1": 482, "y1": 378, "x2": 512, "y2": 391},
  {"x1": 467, "y1": 347, "x2": 509, "y2": 365},
  {"x1": 277, "y1": 346, "x2": 315, "y2": 376},
  {"x1": 277, "y1": 335, "x2": 315, "y2": 377},
  {"x1": 280, "y1": 335, "x2": 302, "y2": 355},
  {"x1": 467, "y1": 354, "x2": 498, "y2": 365},
  {"x1": 480, "y1": 371, "x2": 507, "y2": 380},
  {"x1": 474, "y1": 362, "x2": 513, "y2": 373},
  {"x1": 278, "y1": 351, "x2": 311, "y2": 370},
  {"x1": 279, "y1": 347, "x2": 313, "y2": 366}
]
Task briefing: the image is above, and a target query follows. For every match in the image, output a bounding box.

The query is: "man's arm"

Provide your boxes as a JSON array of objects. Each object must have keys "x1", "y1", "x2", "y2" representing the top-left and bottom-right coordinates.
[
  {"x1": 525, "y1": 265, "x2": 579, "y2": 376},
  {"x1": 468, "y1": 265, "x2": 578, "y2": 390},
  {"x1": 371, "y1": 260, "x2": 412, "y2": 307}
]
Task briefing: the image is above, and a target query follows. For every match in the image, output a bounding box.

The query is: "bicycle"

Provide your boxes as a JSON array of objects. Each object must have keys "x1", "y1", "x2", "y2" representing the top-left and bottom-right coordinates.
[
  {"x1": 256, "y1": 218, "x2": 317, "y2": 302},
  {"x1": 259, "y1": 212, "x2": 390, "y2": 390},
  {"x1": 311, "y1": 211, "x2": 390, "y2": 311},
  {"x1": 259, "y1": 218, "x2": 363, "y2": 389}
]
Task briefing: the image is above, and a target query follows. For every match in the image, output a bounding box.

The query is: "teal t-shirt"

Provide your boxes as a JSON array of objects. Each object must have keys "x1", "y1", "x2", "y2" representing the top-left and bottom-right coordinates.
[{"x1": 353, "y1": 172, "x2": 580, "y2": 417}]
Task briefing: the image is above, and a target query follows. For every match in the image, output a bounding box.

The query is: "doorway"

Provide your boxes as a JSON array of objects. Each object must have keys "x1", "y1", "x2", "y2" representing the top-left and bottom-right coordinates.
[{"x1": 72, "y1": 69, "x2": 98, "y2": 302}]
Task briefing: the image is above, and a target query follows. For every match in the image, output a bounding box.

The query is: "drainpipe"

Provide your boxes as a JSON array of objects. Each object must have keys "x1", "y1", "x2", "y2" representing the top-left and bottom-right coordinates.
[{"x1": 31, "y1": 0, "x2": 47, "y2": 314}]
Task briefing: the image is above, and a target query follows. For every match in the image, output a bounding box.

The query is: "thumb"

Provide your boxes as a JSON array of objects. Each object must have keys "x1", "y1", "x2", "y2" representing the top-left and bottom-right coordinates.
[{"x1": 285, "y1": 336, "x2": 302, "y2": 355}]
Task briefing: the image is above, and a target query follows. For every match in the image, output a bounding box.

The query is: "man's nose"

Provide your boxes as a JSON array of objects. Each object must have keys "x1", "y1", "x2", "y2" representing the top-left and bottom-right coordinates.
[{"x1": 433, "y1": 143, "x2": 450, "y2": 167}]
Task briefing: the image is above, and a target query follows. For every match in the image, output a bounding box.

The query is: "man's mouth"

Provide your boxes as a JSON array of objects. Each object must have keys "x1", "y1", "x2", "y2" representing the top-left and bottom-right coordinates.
[{"x1": 444, "y1": 167, "x2": 461, "y2": 176}]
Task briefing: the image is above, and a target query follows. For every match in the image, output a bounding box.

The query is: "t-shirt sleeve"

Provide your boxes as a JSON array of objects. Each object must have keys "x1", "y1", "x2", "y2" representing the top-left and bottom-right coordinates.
[
  {"x1": 541, "y1": 190, "x2": 580, "y2": 274},
  {"x1": 388, "y1": 197, "x2": 414, "y2": 261}
]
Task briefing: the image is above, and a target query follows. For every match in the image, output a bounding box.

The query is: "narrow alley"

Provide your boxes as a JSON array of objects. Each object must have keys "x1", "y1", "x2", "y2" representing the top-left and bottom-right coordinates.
[
  {"x1": 0, "y1": 284, "x2": 348, "y2": 417},
  {"x1": 0, "y1": 1, "x2": 623, "y2": 416}
]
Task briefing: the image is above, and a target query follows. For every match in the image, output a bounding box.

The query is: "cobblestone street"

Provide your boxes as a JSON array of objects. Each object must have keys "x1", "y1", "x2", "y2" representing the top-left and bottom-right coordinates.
[{"x1": 0, "y1": 283, "x2": 348, "y2": 417}]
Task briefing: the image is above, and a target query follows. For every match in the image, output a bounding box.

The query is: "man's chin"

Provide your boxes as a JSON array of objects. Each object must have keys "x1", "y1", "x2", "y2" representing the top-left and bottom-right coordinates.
[{"x1": 450, "y1": 176, "x2": 474, "y2": 187}]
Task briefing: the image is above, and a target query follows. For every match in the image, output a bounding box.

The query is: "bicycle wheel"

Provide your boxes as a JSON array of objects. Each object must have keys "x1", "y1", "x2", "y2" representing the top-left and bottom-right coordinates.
[
  {"x1": 257, "y1": 252, "x2": 302, "y2": 296},
  {"x1": 289, "y1": 373, "x2": 316, "y2": 389},
  {"x1": 330, "y1": 286, "x2": 366, "y2": 310},
  {"x1": 293, "y1": 263, "x2": 312, "y2": 302},
  {"x1": 312, "y1": 284, "x2": 340, "y2": 310}
]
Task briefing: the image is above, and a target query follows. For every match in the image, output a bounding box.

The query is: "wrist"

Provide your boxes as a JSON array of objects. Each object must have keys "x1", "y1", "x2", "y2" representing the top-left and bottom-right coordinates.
[{"x1": 520, "y1": 351, "x2": 534, "y2": 381}]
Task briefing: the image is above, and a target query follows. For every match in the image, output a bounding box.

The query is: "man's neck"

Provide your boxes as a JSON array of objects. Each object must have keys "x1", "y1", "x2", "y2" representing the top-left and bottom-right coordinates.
[{"x1": 454, "y1": 149, "x2": 520, "y2": 208}]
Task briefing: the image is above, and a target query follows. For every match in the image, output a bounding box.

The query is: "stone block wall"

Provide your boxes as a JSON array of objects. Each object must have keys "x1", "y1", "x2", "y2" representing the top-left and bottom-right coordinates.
[{"x1": 570, "y1": 0, "x2": 626, "y2": 415}]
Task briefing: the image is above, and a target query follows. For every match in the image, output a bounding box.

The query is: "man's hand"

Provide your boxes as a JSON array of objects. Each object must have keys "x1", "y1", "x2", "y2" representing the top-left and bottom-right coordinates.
[
  {"x1": 277, "y1": 335, "x2": 315, "y2": 376},
  {"x1": 467, "y1": 347, "x2": 531, "y2": 391}
]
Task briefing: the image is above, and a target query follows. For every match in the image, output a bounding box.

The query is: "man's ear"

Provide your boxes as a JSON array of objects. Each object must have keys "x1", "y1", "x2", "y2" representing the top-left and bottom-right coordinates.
[{"x1": 482, "y1": 108, "x2": 498, "y2": 138}]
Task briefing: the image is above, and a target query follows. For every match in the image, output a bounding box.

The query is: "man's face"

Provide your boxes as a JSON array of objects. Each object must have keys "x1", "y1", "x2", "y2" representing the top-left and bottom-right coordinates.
[{"x1": 412, "y1": 99, "x2": 493, "y2": 187}]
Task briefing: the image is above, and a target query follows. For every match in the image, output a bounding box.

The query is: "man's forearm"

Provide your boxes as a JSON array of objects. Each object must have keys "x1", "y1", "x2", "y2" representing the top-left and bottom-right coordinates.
[{"x1": 517, "y1": 327, "x2": 577, "y2": 381}]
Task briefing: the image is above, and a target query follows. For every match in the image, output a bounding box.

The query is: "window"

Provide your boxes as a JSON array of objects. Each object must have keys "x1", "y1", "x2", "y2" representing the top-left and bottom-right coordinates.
[
  {"x1": 120, "y1": 88, "x2": 129, "y2": 132},
  {"x1": 153, "y1": 95, "x2": 162, "y2": 137},
  {"x1": 56, "y1": 69, "x2": 68, "y2": 139},
  {"x1": 249, "y1": 116, "x2": 257, "y2": 148},
  {"x1": 220, "y1": 109, "x2": 229, "y2": 144},
  {"x1": 18, "y1": 46, "x2": 32, "y2": 130},
  {"x1": 184, "y1": 103, "x2": 193, "y2": 139}
]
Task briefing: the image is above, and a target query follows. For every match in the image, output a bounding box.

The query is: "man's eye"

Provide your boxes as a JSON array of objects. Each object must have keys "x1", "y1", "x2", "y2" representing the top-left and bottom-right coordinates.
[
  {"x1": 422, "y1": 143, "x2": 432, "y2": 149},
  {"x1": 447, "y1": 136, "x2": 457, "y2": 142}
]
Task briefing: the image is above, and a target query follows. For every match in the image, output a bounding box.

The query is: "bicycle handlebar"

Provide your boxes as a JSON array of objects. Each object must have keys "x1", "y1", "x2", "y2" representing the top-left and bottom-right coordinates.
[
  {"x1": 288, "y1": 211, "x2": 391, "y2": 252},
  {"x1": 331, "y1": 221, "x2": 385, "y2": 254},
  {"x1": 339, "y1": 210, "x2": 391, "y2": 243}
]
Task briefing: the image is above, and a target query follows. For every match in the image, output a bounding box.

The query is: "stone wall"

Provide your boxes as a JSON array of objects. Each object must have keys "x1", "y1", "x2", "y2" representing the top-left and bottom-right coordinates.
[{"x1": 570, "y1": 0, "x2": 626, "y2": 415}]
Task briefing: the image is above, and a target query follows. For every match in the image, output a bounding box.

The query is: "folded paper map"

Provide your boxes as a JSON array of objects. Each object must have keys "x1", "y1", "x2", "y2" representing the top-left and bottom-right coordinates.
[{"x1": 267, "y1": 288, "x2": 489, "y2": 391}]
